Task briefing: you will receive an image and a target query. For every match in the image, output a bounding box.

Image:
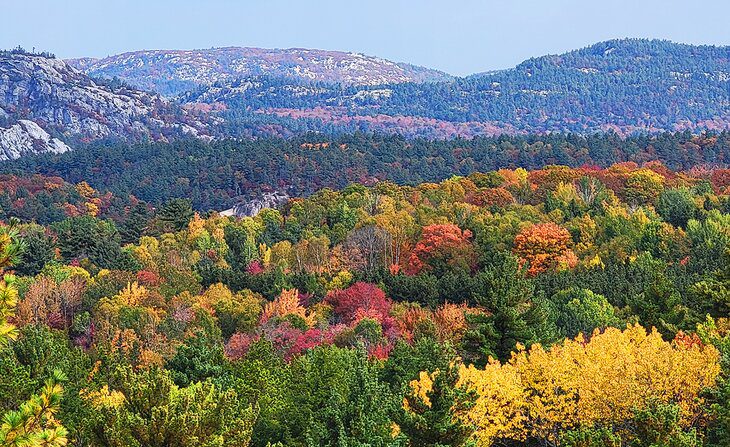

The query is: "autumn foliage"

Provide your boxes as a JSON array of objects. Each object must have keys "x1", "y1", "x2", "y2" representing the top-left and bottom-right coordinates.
[
  {"x1": 410, "y1": 325, "x2": 721, "y2": 446},
  {"x1": 513, "y1": 222, "x2": 578, "y2": 275},
  {"x1": 406, "y1": 224, "x2": 476, "y2": 275}
]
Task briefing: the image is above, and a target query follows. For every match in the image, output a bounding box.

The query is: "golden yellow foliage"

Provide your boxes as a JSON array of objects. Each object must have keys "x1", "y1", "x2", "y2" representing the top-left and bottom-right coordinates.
[
  {"x1": 76, "y1": 181, "x2": 95, "y2": 199},
  {"x1": 261, "y1": 288, "x2": 315, "y2": 327},
  {"x1": 411, "y1": 324, "x2": 721, "y2": 446},
  {"x1": 81, "y1": 385, "x2": 126, "y2": 409},
  {"x1": 115, "y1": 282, "x2": 148, "y2": 307}
]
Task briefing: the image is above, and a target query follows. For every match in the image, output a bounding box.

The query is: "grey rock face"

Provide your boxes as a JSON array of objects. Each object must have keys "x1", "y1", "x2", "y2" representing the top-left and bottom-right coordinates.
[
  {"x1": 221, "y1": 191, "x2": 290, "y2": 218},
  {"x1": 0, "y1": 119, "x2": 71, "y2": 160},
  {"x1": 0, "y1": 53, "x2": 211, "y2": 148}
]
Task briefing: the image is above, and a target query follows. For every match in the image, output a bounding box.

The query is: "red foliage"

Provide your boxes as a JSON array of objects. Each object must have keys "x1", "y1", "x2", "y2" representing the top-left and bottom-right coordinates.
[
  {"x1": 289, "y1": 328, "x2": 334, "y2": 358},
  {"x1": 224, "y1": 332, "x2": 260, "y2": 360},
  {"x1": 406, "y1": 224, "x2": 476, "y2": 275},
  {"x1": 261, "y1": 321, "x2": 303, "y2": 361},
  {"x1": 325, "y1": 282, "x2": 392, "y2": 325},
  {"x1": 136, "y1": 270, "x2": 161, "y2": 286},
  {"x1": 246, "y1": 260, "x2": 264, "y2": 275},
  {"x1": 368, "y1": 343, "x2": 393, "y2": 361}
]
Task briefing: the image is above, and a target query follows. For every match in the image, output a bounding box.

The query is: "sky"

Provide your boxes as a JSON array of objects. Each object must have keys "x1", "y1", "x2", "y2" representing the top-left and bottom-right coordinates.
[{"x1": 2, "y1": 0, "x2": 730, "y2": 76}]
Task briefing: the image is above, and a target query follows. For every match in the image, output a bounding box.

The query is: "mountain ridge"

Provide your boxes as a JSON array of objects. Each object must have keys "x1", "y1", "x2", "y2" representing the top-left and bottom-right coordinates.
[
  {"x1": 2, "y1": 38, "x2": 730, "y2": 159},
  {"x1": 66, "y1": 46, "x2": 453, "y2": 96},
  {"x1": 179, "y1": 38, "x2": 730, "y2": 137}
]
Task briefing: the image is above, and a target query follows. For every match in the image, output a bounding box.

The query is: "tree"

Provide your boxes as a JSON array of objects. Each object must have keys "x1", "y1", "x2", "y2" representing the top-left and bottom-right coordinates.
[
  {"x1": 155, "y1": 198, "x2": 194, "y2": 233},
  {"x1": 52, "y1": 216, "x2": 131, "y2": 270},
  {"x1": 0, "y1": 224, "x2": 24, "y2": 346},
  {"x1": 513, "y1": 222, "x2": 577, "y2": 276},
  {"x1": 455, "y1": 325, "x2": 720, "y2": 446},
  {"x1": 283, "y1": 346, "x2": 396, "y2": 447},
  {"x1": 119, "y1": 201, "x2": 153, "y2": 244},
  {"x1": 464, "y1": 254, "x2": 558, "y2": 363},
  {"x1": 398, "y1": 364, "x2": 476, "y2": 447},
  {"x1": 325, "y1": 282, "x2": 392, "y2": 325},
  {"x1": 631, "y1": 401, "x2": 700, "y2": 447},
  {"x1": 406, "y1": 224, "x2": 476, "y2": 276},
  {"x1": 624, "y1": 168, "x2": 665, "y2": 206},
  {"x1": 0, "y1": 370, "x2": 68, "y2": 447},
  {"x1": 166, "y1": 326, "x2": 225, "y2": 387},
  {"x1": 16, "y1": 225, "x2": 56, "y2": 277},
  {"x1": 83, "y1": 366, "x2": 256, "y2": 447},
  {"x1": 551, "y1": 287, "x2": 620, "y2": 338},
  {"x1": 657, "y1": 187, "x2": 697, "y2": 228}
]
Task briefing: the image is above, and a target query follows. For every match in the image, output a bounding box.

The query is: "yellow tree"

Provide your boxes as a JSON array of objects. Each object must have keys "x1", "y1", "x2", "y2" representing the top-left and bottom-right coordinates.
[{"x1": 414, "y1": 325, "x2": 721, "y2": 446}]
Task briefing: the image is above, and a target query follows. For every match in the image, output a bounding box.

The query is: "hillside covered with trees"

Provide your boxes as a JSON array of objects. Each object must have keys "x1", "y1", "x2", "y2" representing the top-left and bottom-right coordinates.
[
  {"x1": 1, "y1": 161, "x2": 730, "y2": 446},
  {"x1": 183, "y1": 39, "x2": 730, "y2": 137}
]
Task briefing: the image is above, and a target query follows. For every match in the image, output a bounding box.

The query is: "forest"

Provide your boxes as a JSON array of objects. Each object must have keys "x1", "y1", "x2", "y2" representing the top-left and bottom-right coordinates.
[
  {"x1": 1, "y1": 159, "x2": 730, "y2": 446},
  {"x1": 2, "y1": 130, "x2": 730, "y2": 212}
]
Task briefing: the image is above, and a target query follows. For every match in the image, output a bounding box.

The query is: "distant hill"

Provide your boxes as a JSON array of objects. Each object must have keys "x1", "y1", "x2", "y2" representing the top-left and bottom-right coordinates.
[
  {"x1": 0, "y1": 49, "x2": 211, "y2": 159},
  {"x1": 3, "y1": 39, "x2": 730, "y2": 158},
  {"x1": 182, "y1": 39, "x2": 730, "y2": 137},
  {"x1": 67, "y1": 47, "x2": 454, "y2": 96}
]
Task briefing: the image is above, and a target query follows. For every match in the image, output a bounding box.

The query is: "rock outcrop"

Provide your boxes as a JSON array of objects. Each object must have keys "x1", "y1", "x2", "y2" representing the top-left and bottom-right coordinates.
[
  {"x1": 0, "y1": 120, "x2": 71, "y2": 160},
  {"x1": 221, "y1": 191, "x2": 290, "y2": 218},
  {"x1": 68, "y1": 47, "x2": 452, "y2": 96}
]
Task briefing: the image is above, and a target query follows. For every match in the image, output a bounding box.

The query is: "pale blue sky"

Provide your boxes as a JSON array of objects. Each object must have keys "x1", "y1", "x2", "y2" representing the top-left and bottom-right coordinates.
[{"x1": 3, "y1": 0, "x2": 730, "y2": 76}]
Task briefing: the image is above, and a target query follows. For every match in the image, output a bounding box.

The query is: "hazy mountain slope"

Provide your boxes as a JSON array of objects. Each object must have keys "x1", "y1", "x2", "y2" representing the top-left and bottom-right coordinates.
[
  {"x1": 67, "y1": 47, "x2": 453, "y2": 95},
  {"x1": 185, "y1": 39, "x2": 730, "y2": 136}
]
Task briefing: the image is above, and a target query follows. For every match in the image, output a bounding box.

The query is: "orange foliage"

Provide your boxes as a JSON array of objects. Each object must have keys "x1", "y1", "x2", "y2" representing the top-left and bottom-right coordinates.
[
  {"x1": 406, "y1": 224, "x2": 476, "y2": 275},
  {"x1": 261, "y1": 288, "x2": 315, "y2": 327},
  {"x1": 513, "y1": 222, "x2": 577, "y2": 276}
]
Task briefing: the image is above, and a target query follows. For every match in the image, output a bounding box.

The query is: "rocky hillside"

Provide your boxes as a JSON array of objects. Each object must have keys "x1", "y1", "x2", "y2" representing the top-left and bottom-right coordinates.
[
  {"x1": 67, "y1": 47, "x2": 453, "y2": 95},
  {"x1": 0, "y1": 50, "x2": 211, "y2": 158},
  {"x1": 4, "y1": 39, "x2": 730, "y2": 156}
]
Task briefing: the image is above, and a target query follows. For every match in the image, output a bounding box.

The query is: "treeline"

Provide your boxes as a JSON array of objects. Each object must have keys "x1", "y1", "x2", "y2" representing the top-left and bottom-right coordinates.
[
  {"x1": 2, "y1": 130, "x2": 730, "y2": 212},
  {"x1": 1, "y1": 162, "x2": 730, "y2": 446}
]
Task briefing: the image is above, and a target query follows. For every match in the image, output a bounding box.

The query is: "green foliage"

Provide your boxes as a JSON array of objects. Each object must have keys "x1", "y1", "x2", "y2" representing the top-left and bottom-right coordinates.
[
  {"x1": 52, "y1": 216, "x2": 134, "y2": 270},
  {"x1": 86, "y1": 366, "x2": 256, "y2": 447},
  {"x1": 397, "y1": 363, "x2": 476, "y2": 447},
  {"x1": 657, "y1": 188, "x2": 697, "y2": 228},
  {"x1": 631, "y1": 401, "x2": 700, "y2": 447},
  {"x1": 464, "y1": 254, "x2": 558, "y2": 363},
  {"x1": 0, "y1": 369, "x2": 68, "y2": 447},
  {"x1": 561, "y1": 426, "x2": 621, "y2": 447},
  {"x1": 166, "y1": 326, "x2": 225, "y2": 387},
  {"x1": 551, "y1": 287, "x2": 621, "y2": 338},
  {"x1": 16, "y1": 225, "x2": 56, "y2": 277},
  {"x1": 154, "y1": 198, "x2": 194, "y2": 233},
  {"x1": 283, "y1": 346, "x2": 397, "y2": 447}
]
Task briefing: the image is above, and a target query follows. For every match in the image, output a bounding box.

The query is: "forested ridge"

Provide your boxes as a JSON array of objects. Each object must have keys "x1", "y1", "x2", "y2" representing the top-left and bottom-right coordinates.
[
  {"x1": 1, "y1": 130, "x2": 729, "y2": 212},
  {"x1": 1, "y1": 160, "x2": 730, "y2": 446},
  {"x1": 182, "y1": 39, "x2": 730, "y2": 137}
]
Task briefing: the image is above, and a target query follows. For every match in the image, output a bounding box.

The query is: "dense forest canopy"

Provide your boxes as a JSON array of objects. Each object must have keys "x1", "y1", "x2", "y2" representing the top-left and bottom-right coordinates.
[
  {"x1": 1, "y1": 130, "x2": 729, "y2": 212},
  {"x1": 5, "y1": 25, "x2": 730, "y2": 447},
  {"x1": 1, "y1": 159, "x2": 730, "y2": 446}
]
